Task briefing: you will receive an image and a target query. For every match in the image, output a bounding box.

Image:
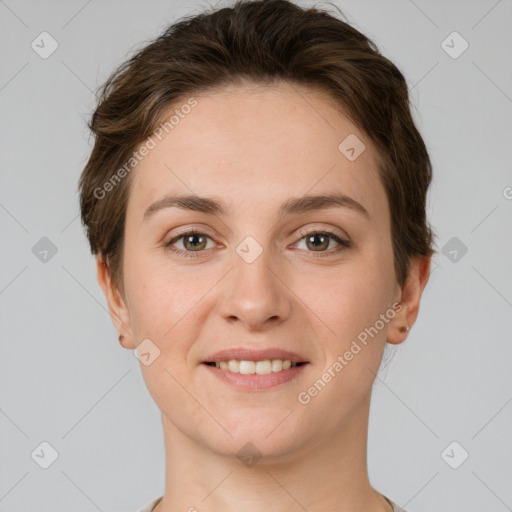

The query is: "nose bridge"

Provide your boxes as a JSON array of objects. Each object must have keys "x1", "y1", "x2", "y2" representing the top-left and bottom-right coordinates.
[{"x1": 219, "y1": 233, "x2": 290, "y2": 328}]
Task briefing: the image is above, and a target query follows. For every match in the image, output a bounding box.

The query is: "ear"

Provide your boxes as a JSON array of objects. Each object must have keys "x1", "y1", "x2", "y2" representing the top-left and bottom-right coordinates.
[
  {"x1": 387, "y1": 254, "x2": 432, "y2": 345},
  {"x1": 96, "y1": 255, "x2": 135, "y2": 349}
]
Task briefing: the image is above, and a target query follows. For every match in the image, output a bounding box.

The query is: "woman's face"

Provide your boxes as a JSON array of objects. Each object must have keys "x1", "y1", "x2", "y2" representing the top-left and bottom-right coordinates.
[{"x1": 103, "y1": 82, "x2": 408, "y2": 461}]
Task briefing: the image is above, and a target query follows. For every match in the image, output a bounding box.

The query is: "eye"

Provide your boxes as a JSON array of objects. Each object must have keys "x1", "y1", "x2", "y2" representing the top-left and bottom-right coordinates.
[
  {"x1": 164, "y1": 227, "x2": 352, "y2": 259},
  {"x1": 165, "y1": 229, "x2": 216, "y2": 258},
  {"x1": 294, "y1": 228, "x2": 351, "y2": 257}
]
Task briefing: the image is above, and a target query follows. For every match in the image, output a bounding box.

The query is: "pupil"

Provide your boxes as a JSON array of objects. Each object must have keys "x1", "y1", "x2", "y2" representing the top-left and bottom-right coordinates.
[
  {"x1": 309, "y1": 234, "x2": 327, "y2": 250},
  {"x1": 187, "y1": 234, "x2": 204, "y2": 250}
]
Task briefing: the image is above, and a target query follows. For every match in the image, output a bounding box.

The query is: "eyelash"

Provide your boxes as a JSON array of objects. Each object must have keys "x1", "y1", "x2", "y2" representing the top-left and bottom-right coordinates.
[{"x1": 164, "y1": 228, "x2": 352, "y2": 259}]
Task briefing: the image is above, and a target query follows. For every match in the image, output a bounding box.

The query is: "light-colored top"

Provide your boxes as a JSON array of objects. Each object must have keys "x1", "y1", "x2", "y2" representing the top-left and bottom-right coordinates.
[
  {"x1": 136, "y1": 495, "x2": 407, "y2": 511},
  {"x1": 136, "y1": 496, "x2": 162, "y2": 512}
]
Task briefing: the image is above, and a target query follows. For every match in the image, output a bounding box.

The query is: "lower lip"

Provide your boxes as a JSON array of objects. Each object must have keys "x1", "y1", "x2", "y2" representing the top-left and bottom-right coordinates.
[{"x1": 201, "y1": 363, "x2": 309, "y2": 390}]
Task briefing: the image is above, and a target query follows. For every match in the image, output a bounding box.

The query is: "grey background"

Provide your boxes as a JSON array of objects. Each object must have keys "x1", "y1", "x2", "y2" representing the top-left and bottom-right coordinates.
[{"x1": 1, "y1": 0, "x2": 511, "y2": 511}]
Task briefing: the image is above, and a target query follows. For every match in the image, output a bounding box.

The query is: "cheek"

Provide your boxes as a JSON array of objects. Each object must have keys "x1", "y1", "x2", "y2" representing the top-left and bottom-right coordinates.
[
  {"x1": 294, "y1": 254, "x2": 395, "y2": 429},
  {"x1": 124, "y1": 247, "x2": 205, "y2": 338},
  {"x1": 124, "y1": 260, "x2": 212, "y2": 423},
  {"x1": 129, "y1": 290, "x2": 202, "y2": 372},
  {"x1": 297, "y1": 249, "x2": 394, "y2": 342}
]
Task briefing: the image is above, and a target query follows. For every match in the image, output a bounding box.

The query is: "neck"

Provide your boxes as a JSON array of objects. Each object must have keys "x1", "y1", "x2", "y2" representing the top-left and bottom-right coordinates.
[{"x1": 154, "y1": 395, "x2": 391, "y2": 512}]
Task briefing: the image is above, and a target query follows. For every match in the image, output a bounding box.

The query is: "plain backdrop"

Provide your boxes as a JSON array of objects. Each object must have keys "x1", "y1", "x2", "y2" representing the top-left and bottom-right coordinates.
[{"x1": 0, "y1": 1, "x2": 511, "y2": 511}]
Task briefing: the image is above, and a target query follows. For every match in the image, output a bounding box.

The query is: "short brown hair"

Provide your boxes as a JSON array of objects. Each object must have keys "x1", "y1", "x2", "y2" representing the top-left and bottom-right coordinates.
[{"x1": 79, "y1": 0, "x2": 435, "y2": 295}]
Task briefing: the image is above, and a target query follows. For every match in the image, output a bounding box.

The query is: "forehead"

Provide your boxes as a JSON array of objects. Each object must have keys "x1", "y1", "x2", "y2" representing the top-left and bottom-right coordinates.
[{"x1": 127, "y1": 82, "x2": 386, "y2": 220}]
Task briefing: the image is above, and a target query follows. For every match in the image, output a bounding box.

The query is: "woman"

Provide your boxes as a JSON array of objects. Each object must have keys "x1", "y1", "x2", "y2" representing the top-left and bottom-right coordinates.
[{"x1": 79, "y1": 0, "x2": 434, "y2": 510}]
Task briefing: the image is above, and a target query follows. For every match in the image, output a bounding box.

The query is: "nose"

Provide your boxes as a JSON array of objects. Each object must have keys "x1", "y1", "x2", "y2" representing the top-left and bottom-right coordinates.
[{"x1": 217, "y1": 244, "x2": 292, "y2": 331}]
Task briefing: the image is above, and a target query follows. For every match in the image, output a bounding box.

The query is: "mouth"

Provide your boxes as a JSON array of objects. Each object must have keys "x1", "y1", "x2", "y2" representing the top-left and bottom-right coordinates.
[
  {"x1": 202, "y1": 347, "x2": 309, "y2": 370},
  {"x1": 201, "y1": 359, "x2": 309, "y2": 391},
  {"x1": 202, "y1": 360, "x2": 308, "y2": 374},
  {"x1": 200, "y1": 347, "x2": 310, "y2": 390}
]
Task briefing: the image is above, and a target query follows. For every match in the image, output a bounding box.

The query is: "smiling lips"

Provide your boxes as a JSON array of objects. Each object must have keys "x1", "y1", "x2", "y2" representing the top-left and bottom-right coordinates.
[
  {"x1": 205, "y1": 359, "x2": 304, "y2": 374},
  {"x1": 202, "y1": 347, "x2": 308, "y2": 374},
  {"x1": 201, "y1": 347, "x2": 309, "y2": 389},
  {"x1": 203, "y1": 347, "x2": 308, "y2": 364}
]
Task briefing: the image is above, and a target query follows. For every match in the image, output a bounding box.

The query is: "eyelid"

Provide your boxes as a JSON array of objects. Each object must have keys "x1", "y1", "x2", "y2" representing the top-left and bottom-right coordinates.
[
  {"x1": 295, "y1": 224, "x2": 349, "y2": 241},
  {"x1": 166, "y1": 223, "x2": 348, "y2": 242},
  {"x1": 164, "y1": 224, "x2": 218, "y2": 243},
  {"x1": 165, "y1": 227, "x2": 217, "y2": 248},
  {"x1": 292, "y1": 226, "x2": 352, "y2": 254},
  {"x1": 164, "y1": 224, "x2": 352, "y2": 257}
]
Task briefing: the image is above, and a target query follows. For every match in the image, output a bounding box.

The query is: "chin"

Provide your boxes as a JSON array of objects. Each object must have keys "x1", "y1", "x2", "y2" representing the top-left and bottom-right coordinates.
[{"x1": 199, "y1": 412, "x2": 309, "y2": 462}]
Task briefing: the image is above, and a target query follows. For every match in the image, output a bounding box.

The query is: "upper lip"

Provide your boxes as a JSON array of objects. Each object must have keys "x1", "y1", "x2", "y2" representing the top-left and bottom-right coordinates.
[{"x1": 202, "y1": 347, "x2": 309, "y2": 363}]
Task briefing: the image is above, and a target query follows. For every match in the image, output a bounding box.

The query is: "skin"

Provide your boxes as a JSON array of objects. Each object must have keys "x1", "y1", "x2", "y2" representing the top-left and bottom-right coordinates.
[{"x1": 97, "y1": 81, "x2": 431, "y2": 512}]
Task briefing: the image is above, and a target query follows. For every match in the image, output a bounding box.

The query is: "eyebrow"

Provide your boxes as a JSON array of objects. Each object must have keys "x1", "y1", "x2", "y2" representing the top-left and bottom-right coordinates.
[{"x1": 143, "y1": 193, "x2": 370, "y2": 221}]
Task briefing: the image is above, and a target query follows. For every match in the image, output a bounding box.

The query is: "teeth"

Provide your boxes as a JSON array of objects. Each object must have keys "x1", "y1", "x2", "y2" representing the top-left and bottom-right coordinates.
[{"x1": 211, "y1": 359, "x2": 299, "y2": 374}]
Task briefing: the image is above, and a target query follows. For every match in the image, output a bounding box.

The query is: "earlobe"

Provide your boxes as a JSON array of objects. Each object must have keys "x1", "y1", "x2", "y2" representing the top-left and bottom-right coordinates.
[
  {"x1": 96, "y1": 256, "x2": 134, "y2": 349},
  {"x1": 387, "y1": 255, "x2": 432, "y2": 345}
]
